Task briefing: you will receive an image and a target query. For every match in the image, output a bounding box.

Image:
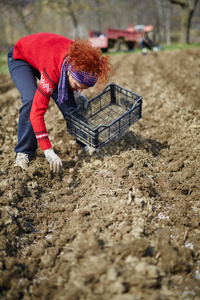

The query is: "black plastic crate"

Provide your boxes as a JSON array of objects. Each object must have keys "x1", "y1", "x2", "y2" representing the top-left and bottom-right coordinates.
[{"x1": 65, "y1": 83, "x2": 143, "y2": 148}]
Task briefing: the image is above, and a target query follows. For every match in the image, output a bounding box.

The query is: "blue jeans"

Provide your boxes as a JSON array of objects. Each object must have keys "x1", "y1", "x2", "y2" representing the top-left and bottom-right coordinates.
[
  {"x1": 7, "y1": 47, "x2": 81, "y2": 156},
  {"x1": 140, "y1": 37, "x2": 155, "y2": 50}
]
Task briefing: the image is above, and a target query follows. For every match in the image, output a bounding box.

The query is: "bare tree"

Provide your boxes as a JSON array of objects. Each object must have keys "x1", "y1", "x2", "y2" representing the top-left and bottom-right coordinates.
[
  {"x1": 85, "y1": 0, "x2": 112, "y2": 32},
  {"x1": 0, "y1": 0, "x2": 199, "y2": 45},
  {"x1": 42, "y1": 0, "x2": 92, "y2": 38},
  {"x1": 4, "y1": 0, "x2": 43, "y2": 35},
  {"x1": 154, "y1": 0, "x2": 172, "y2": 44},
  {"x1": 169, "y1": 0, "x2": 199, "y2": 43}
]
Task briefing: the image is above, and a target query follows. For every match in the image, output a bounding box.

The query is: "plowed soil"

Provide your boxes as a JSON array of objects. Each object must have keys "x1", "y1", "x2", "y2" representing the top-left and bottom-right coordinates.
[{"x1": 0, "y1": 48, "x2": 200, "y2": 300}]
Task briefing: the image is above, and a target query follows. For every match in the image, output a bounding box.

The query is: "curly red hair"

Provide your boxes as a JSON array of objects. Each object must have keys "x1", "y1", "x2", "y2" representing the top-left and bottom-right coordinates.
[{"x1": 66, "y1": 39, "x2": 113, "y2": 88}]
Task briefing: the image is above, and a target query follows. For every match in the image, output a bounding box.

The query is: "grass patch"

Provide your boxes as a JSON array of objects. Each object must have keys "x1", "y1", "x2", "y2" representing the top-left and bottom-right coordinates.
[{"x1": 161, "y1": 42, "x2": 200, "y2": 51}]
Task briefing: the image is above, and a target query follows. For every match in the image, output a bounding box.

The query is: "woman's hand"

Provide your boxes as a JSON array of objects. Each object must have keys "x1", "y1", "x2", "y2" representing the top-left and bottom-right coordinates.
[
  {"x1": 44, "y1": 148, "x2": 62, "y2": 173},
  {"x1": 74, "y1": 92, "x2": 88, "y2": 113}
]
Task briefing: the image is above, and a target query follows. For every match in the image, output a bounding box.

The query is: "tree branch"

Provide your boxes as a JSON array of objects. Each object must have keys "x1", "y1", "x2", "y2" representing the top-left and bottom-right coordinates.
[{"x1": 169, "y1": 0, "x2": 186, "y2": 7}]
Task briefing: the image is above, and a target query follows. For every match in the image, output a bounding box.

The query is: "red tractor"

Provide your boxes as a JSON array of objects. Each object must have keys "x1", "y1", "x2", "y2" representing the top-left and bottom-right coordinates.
[{"x1": 88, "y1": 24, "x2": 154, "y2": 52}]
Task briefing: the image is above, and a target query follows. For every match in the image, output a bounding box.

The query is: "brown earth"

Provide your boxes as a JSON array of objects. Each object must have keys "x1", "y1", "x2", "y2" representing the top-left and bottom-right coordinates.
[{"x1": 0, "y1": 48, "x2": 200, "y2": 300}]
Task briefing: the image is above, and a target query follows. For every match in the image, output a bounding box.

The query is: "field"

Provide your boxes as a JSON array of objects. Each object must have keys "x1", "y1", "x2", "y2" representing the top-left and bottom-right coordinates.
[{"x1": 0, "y1": 48, "x2": 200, "y2": 300}]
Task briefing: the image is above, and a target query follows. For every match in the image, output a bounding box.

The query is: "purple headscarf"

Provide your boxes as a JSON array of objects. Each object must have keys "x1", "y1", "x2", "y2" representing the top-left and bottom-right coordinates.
[
  {"x1": 57, "y1": 59, "x2": 99, "y2": 106},
  {"x1": 68, "y1": 64, "x2": 99, "y2": 87}
]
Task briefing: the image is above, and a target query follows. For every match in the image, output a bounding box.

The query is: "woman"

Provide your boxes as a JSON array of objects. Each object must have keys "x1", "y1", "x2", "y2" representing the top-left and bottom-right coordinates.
[{"x1": 7, "y1": 32, "x2": 112, "y2": 173}]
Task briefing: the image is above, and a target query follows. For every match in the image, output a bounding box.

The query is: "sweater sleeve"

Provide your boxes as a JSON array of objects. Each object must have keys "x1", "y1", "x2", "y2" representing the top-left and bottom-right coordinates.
[{"x1": 30, "y1": 68, "x2": 57, "y2": 151}]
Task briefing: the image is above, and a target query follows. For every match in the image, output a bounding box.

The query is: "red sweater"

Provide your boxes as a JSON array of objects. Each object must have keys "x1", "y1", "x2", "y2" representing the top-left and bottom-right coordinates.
[{"x1": 13, "y1": 32, "x2": 73, "y2": 150}]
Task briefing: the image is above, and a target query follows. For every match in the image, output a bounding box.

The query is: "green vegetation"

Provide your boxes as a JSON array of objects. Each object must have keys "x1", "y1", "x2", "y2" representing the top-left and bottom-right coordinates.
[{"x1": 161, "y1": 42, "x2": 200, "y2": 51}]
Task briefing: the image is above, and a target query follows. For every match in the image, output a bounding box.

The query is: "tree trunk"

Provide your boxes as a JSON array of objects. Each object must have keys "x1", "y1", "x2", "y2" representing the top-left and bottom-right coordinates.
[
  {"x1": 169, "y1": 0, "x2": 199, "y2": 44},
  {"x1": 165, "y1": 3, "x2": 172, "y2": 44},
  {"x1": 186, "y1": 0, "x2": 198, "y2": 42},
  {"x1": 181, "y1": 7, "x2": 189, "y2": 43},
  {"x1": 67, "y1": 0, "x2": 79, "y2": 38}
]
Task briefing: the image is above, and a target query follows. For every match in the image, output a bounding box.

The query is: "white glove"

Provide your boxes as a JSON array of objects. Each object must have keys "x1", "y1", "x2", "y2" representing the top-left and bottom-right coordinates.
[
  {"x1": 153, "y1": 47, "x2": 158, "y2": 52},
  {"x1": 44, "y1": 148, "x2": 62, "y2": 173},
  {"x1": 74, "y1": 92, "x2": 88, "y2": 113}
]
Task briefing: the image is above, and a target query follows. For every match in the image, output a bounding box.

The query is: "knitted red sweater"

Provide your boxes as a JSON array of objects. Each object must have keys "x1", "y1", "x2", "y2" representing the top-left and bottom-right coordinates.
[{"x1": 13, "y1": 32, "x2": 73, "y2": 150}]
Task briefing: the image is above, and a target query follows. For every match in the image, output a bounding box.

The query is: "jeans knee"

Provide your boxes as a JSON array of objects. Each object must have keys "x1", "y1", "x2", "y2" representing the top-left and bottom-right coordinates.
[{"x1": 19, "y1": 98, "x2": 33, "y2": 113}]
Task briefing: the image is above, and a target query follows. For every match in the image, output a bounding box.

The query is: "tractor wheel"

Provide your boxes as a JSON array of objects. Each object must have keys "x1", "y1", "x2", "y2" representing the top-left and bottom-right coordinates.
[
  {"x1": 119, "y1": 42, "x2": 128, "y2": 52},
  {"x1": 113, "y1": 40, "x2": 128, "y2": 52}
]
